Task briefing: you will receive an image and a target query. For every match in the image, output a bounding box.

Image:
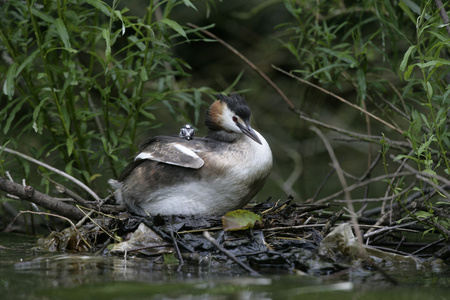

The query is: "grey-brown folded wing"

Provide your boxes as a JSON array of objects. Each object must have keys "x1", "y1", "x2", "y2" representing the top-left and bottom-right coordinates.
[{"x1": 118, "y1": 136, "x2": 204, "y2": 182}]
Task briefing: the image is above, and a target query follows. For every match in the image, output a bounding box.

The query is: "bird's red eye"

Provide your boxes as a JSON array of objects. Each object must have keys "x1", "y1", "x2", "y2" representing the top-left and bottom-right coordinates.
[{"x1": 232, "y1": 116, "x2": 238, "y2": 122}]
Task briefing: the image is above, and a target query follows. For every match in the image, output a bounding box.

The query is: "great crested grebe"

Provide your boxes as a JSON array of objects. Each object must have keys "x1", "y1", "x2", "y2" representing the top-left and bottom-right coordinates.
[{"x1": 110, "y1": 93, "x2": 273, "y2": 216}]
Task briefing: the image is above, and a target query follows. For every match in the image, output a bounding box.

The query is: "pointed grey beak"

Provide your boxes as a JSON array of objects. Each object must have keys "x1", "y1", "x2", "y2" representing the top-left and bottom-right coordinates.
[{"x1": 236, "y1": 121, "x2": 262, "y2": 144}]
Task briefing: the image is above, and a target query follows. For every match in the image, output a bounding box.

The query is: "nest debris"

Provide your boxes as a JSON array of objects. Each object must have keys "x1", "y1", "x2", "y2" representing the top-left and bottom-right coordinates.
[{"x1": 36, "y1": 197, "x2": 449, "y2": 281}]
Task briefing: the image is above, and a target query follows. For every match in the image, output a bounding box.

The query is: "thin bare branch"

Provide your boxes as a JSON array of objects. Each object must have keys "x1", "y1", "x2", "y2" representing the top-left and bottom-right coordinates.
[
  {"x1": 273, "y1": 65, "x2": 404, "y2": 134},
  {"x1": 0, "y1": 146, "x2": 101, "y2": 201},
  {"x1": 43, "y1": 175, "x2": 91, "y2": 206},
  {"x1": 15, "y1": 210, "x2": 91, "y2": 248},
  {"x1": 334, "y1": 181, "x2": 417, "y2": 203},
  {"x1": 310, "y1": 126, "x2": 365, "y2": 253},
  {"x1": 75, "y1": 197, "x2": 110, "y2": 227},
  {"x1": 390, "y1": 154, "x2": 450, "y2": 187},
  {"x1": 315, "y1": 171, "x2": 414, "y2": 204},
  {"x1": 186, "y1": 22, "x2": 296, "y2": 111},
  {"x1": 203, "y1": 231, "x2": 260, "y2": 276},
  {"x1": 435, "y1": 0, "x2": 450, "y2": 36}
]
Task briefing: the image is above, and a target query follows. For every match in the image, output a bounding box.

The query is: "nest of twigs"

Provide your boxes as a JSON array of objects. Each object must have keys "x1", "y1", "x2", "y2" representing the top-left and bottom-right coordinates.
[{"x1": 34, "y1": 196, "x2": 449, "y2": 281}]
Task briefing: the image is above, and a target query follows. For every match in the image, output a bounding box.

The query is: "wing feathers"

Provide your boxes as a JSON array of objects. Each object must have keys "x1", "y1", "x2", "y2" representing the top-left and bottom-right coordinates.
[
  {"x1": 117, "y1": 136, "x2": 209, "y2": 182},
  {"x1": 136, "y1": 142, "x2": 204, "y2": 169}
]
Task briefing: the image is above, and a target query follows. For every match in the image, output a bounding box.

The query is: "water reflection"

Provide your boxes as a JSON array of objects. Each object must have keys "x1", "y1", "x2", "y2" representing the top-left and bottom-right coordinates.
[
  {"x1": 15, "y1": 254, "x2": 221, "y2": 286},
  {"x1": 1, "y1": 234, "x2": 449, "y2": 300}
]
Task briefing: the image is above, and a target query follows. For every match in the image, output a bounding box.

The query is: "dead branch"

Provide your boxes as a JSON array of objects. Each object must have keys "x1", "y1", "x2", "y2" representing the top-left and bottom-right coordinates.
[
  {"x1": 315, "y1": 171, "x2": 414, "y2": 204},
  {"x1": 44, "y1": 175, "x2": 91, "y2": 206},
  {"x1": 435, "y1": 0, "x2": 450, "y2": 36},
  {"x1": 186, "y1": 22, "x2": 296, "y2": 111},
  {"x1": 16, "y1": 210, "x2": 91, "y2": 248},
  {"x1": 0, "y1": 177, "x2": 85, "y2": 221},
  {"x1": 272, "y1": 65, "x2": 404, "y2": 134},
  {"x1": 362, "y1": 188, "x2": 434, "y2": 218},
  {"x1": 0, "y1": 146, "x2": 101, "y2": 201},
  {"x1": 203, "y1": 231, "x2": 260, "y2": 276},
  {"x1": 412, "y1": 237, "x2": 447, "y2": 255},
  {"x1": 363, "y1": 220, "x2": 419, "y2": 239},
  {"x1": 332, "y1": 136, "x2": 410, "y2": 150},
  {"x1": 263, "y1": 223, "x2": 325, "y2": 231},
  {"x1": 310, "y1": 126, "x2": 365, "y2": 253},
  {"x1": 334, "y1": 181, "x2": 417, "y2": 203}
]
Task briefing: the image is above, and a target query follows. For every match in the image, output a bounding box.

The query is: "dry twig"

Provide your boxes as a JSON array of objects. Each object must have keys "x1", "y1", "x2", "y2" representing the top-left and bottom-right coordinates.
[
  {"x1": 203, "y1": 231, "x2": 260, "y2": 276},
  {"x1": 272, "y1": 65, "x2": 404, "y2": 134},
  {"x1": 310, "y1": 126, "x2": 364, "y2": 254},
  {"x1": 15, "y1": 210, "x2": 91, "y2": 248},
  {"x1": 315, "y1": 171, "x2": 414, "y2": 204},
  {"x1": 0, "y1": 146, "x2": 100, "y2": 201}
]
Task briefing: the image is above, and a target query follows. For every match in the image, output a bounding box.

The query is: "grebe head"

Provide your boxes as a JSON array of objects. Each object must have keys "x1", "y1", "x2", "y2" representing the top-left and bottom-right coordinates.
[{"x1": 205, "y1": 93, "x2": 262, "y2": 144}]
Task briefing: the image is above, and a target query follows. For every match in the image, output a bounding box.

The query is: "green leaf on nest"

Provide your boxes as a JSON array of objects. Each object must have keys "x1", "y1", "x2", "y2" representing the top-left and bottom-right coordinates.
[{"x1": 222, "y1": 209, "x2": 261, "y2": 231}]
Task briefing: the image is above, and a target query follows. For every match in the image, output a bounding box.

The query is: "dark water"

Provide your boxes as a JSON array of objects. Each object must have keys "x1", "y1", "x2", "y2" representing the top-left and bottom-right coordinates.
[{"x1": 1, "y1": 233, "x2": 449, "y2": 300}]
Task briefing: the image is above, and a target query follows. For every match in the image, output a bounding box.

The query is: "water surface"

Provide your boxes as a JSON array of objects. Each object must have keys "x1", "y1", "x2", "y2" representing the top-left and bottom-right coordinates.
[{"x1": 1, "y1": 233, "x2": 449, "y2": 299}]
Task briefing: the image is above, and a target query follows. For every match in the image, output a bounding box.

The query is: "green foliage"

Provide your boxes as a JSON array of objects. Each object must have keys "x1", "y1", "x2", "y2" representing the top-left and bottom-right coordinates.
[
  {"x1": 280, "y1": 0, "x2": 449, "y2": 237},
  {"x1": 0, "y1": 0, "x2": 448, "y2": 237},
  {"x1": 0, "y1": 0, "x2": 215, "y2": 192},
  {"x1": 396, "y1": 1, "x2": 450, "y2": 236}
]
